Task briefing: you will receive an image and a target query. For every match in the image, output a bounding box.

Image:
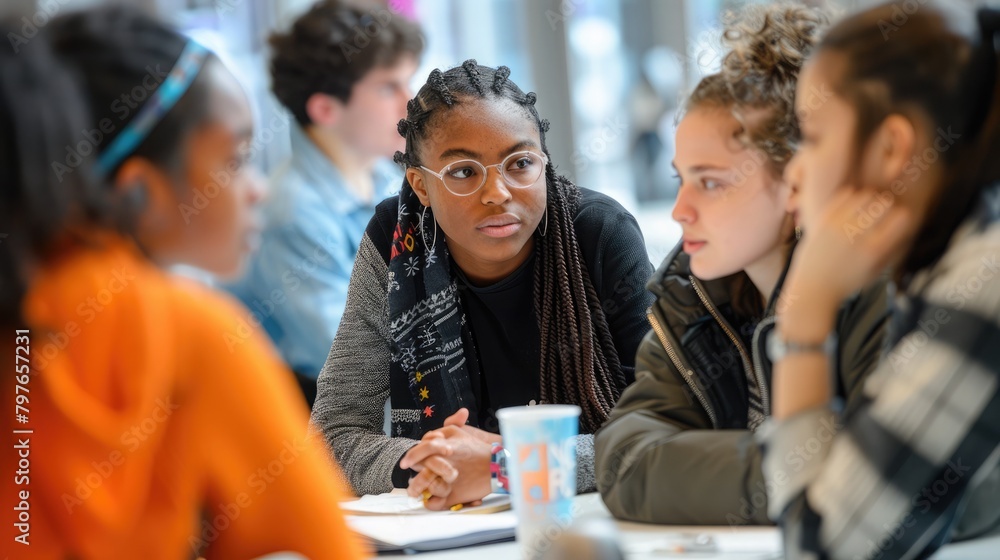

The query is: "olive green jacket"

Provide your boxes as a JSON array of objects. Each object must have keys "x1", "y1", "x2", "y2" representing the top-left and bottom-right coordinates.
[{"x1": 595, "y1": 244, "x2": 890, "y2": 524}]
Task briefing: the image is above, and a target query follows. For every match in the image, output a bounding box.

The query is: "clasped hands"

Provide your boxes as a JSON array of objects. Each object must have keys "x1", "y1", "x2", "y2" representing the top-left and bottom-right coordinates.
[{"x1": 399, "y1": 408, "x2": 500, "y2": 511}]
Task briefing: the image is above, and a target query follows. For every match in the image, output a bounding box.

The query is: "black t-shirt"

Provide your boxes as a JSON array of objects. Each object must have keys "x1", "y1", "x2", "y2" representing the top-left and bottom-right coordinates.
[{"x1": 453, "y1": 252, "x2": 541, "y2": 432}]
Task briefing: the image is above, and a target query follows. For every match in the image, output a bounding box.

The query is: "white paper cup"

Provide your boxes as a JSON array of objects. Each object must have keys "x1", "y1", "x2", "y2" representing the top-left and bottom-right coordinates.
[{"x1": 497, "y1": 405, "x2": 581, "y2": 559}]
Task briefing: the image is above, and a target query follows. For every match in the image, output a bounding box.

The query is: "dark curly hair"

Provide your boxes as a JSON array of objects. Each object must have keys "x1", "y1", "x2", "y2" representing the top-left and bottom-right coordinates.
[
  {"x1": 684, "y1": 3, "x2": 830, "y2": 178},
  {"x1": 393, "y1": 60, "x2": 626, "y2": 433},
  {"x1": 269, "y1": 0, "x2": 423, "y2": 126}
]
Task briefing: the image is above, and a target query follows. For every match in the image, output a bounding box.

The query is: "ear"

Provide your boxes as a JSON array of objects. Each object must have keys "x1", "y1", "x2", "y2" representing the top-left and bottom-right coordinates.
[
  {"x1": 114, "y1": 156, "x2": 177, "y2": 231},
  {"x1": 406, "y1": 167, "x2": 431, "y2": 207},
  {"x1": 305, "y1": 92, "x2": 343, "y2": 128},
  {"x1": 861, "y1": 114, "x2": 916, "y2": 189},
  {"x1": 783, "y1": 154, "x2": 802, "y2": 214}
]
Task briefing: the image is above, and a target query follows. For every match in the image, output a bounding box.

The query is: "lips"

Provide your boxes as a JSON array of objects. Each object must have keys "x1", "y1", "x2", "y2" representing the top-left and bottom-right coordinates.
[
  {"x1": 477, "y1": 214, "x2": 522, "y2": 239},
  {"x1": 682, "y1": 238, "x2": 707, "y2": 254}
]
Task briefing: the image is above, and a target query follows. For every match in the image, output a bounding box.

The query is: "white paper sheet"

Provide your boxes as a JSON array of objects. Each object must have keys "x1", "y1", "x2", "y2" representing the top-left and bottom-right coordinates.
[{"x1": 339, "y1": 492, "x2": 510, "y2": 516}]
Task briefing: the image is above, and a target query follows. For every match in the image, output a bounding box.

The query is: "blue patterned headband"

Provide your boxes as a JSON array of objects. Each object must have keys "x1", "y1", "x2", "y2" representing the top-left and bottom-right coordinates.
[{"x1": 95, "y1": 41, "x2": 210, "y2": 176}]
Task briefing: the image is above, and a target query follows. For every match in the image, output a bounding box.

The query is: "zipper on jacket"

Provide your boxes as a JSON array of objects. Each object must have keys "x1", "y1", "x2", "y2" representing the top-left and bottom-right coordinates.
[
  {"x1": 647, "y1": 308, "x2": 718, "y2": 427},
  {"x1": 750, "y1": 315, "x2": 776, "y2": 416},
  {"x1": 689, "y1": 275, "x2": 756, "y2": 393}
]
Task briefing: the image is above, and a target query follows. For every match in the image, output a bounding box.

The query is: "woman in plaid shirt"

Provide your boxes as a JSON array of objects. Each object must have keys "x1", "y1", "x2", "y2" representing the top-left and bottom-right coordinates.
[{"x1": 765, "y1": 3, "x2": 1000, "y2": 559}]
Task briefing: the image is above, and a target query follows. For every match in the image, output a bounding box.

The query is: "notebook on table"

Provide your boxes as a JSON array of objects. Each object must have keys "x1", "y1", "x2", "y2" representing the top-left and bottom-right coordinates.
[{"x1": 340, "y1": 492, "x2": 515, "y2": 552}]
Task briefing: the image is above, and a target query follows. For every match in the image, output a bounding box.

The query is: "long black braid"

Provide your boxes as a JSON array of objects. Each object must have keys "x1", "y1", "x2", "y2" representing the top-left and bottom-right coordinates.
[{"x1": 393, "y1": 60, "x2": 624, "y2": 433}]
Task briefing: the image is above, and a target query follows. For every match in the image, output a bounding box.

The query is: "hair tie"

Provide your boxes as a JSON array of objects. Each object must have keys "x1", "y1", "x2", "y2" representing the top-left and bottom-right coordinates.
[{"x1": 96, "y1": 41, "x2": 210, "y2": 176}]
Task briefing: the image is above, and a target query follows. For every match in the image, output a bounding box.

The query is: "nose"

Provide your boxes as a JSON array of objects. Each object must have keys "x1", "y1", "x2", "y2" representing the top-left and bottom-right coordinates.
[
  {"x1": 479, "y1": 165, "x2": 512, "y2": 206},
  {"x1": 671, "y1": 183, "x2": 697, "y2": 225},
  {"x1": 246, "y1": 165, "x2": 268, "y2": 206}
]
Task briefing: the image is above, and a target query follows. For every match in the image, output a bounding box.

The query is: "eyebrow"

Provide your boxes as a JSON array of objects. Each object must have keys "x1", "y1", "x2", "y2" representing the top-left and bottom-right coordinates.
[
  {"x1": 438, "y1": 140, "x2": 540, "y2": 162},
  {"x1": 671, "y1": 161, "x2": 731, "y2": 174}
]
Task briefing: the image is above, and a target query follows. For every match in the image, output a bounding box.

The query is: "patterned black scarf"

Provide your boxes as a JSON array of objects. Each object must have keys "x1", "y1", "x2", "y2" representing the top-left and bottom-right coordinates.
[{"x1": 387, "y1": 184, "x2": 480, "y2": 436}]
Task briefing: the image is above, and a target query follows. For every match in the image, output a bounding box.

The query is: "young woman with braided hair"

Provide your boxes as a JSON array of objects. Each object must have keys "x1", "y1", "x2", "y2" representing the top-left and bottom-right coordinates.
[{"x1": 310, "y1": 60, "x2": 654, "y2": 509}]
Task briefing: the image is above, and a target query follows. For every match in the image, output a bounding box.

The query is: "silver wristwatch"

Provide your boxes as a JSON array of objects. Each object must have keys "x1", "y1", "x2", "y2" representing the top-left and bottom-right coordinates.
[{"x1": 766, "y1": 328, "x2": 837, "y2": 362}]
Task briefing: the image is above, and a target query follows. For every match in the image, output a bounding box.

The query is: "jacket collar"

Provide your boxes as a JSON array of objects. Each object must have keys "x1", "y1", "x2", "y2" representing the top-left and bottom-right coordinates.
[{"x1": 648, "y1": 239, "x2": 798, "y2": 337}]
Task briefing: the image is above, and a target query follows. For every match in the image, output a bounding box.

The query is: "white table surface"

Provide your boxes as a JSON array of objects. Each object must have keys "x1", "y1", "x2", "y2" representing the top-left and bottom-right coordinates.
[{"x1": 382, "y1": 493, "x2": 1000, "y2": 559}]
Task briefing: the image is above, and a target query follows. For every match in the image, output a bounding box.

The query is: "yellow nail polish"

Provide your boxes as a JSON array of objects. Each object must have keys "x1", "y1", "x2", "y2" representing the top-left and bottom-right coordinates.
[
  {"x1": 449, "y1": 504, "x2": 463, "y2": 512},
  {"x1": 422, "y1": 490, "x2": 431, "y2": 505}
]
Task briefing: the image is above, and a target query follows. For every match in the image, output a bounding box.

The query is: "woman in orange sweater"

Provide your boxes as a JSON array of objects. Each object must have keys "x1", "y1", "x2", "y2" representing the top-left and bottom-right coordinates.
[{"x1": 0, "y1": 9, "x2": 366, "y2": 560}]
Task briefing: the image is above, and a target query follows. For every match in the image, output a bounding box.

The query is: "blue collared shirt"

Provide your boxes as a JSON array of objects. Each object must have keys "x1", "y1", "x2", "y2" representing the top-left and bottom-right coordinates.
[{"x1": 227, "y1": 124, "x2": 400, "y2": 378}]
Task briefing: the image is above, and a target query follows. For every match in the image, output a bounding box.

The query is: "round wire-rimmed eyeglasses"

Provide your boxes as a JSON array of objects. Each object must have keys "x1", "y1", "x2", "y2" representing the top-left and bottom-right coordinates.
[{"x1": 417, "y1": 150, "x2": 548, "y2": 197}]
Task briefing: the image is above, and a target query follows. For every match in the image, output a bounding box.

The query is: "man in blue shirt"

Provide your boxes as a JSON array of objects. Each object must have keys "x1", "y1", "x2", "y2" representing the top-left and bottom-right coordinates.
[{"x1": 227, "y1": 0, "x2": 423, "y2": 407}]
